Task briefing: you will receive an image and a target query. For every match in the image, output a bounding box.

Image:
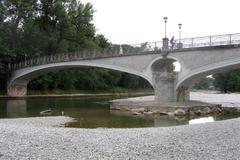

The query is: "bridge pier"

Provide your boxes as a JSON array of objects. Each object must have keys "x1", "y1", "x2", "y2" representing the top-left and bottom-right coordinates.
[
  {"x1": 152, "y1": 71, "x2": 176, "y2": 101},
  {"x1": 7, "y1": 83, "x2": 27, "y2": 97},
  {"x1": 151, "y1": 57, "x2": 178, "y2": 102}
]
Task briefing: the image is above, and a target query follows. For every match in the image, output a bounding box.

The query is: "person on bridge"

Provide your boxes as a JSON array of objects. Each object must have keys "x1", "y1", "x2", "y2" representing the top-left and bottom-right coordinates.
[{"x1": 170, "y1": 36, "x2": 176, "y2": 49}]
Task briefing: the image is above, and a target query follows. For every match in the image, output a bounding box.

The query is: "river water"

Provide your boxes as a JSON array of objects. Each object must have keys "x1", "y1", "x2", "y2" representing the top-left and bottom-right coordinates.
[{"x1": 0, "y1": 92, "x2": 239, "y2": 128}]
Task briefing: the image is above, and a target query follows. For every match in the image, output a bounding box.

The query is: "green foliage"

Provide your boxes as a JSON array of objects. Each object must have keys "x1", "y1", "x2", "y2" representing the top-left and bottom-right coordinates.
[
  {"x1": 213, "y1": 69, "x2": 240, "y2": 93},
  {"x1": 193, "y1": 77, "x2": 214, "y2": 90},
  {"x1": 0, "y1": 0, "x2": 152, "y2": 94}
]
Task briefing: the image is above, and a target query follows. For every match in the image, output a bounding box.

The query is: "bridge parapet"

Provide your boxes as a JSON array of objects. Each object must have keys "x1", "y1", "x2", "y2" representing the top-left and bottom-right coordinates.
[
  {"x1": 176, "y1": 33, "x2": 240, "y2": 49},
  {"x1": 9, "y1": 44, "x2": 162, "y2": 71},
  {"x1": 9, "y1": 33, "x2": 240, "y2": 71}
]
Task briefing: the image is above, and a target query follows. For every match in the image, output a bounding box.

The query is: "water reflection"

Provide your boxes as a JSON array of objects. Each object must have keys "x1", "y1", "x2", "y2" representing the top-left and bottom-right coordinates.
[
  {"x1": 7, "y1": 99, "x2": 27, "y2": 118},
  {"x1": 189, "y1": 117, "x2": 215, "y2": 125}
]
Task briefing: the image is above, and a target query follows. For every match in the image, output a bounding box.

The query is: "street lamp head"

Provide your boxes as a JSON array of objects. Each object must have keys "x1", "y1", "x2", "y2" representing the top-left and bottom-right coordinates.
[
  {"x1": 164, "y1": 17, "x2": 168, "y2": 23},
  {"x1": 178, "y1": 23, "x2": 182, "y2": 29}
]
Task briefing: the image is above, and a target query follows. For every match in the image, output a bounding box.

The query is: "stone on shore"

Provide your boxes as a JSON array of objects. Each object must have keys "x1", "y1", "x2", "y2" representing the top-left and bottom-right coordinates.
[{"x1": 110, "y1": 96, "x2": 240, "y2": 117}]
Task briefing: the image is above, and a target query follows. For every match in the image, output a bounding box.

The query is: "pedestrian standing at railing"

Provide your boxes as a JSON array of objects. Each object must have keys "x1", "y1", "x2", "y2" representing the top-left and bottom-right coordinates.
[
  {"x1": 142, "y1": 42, "x2": 148, "y2": 51},
  {"x1": 170, "y1": 36, "x2": 176, "y2": 49}
]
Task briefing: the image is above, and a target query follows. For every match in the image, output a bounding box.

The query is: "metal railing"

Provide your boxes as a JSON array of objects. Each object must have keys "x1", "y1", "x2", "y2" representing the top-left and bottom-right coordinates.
[
  {"x1": 9, "y1": 33, "x2": 240, "y2": 70},
  {"x1": 176, "y1": 33, "x2": 240, "y2": 49}
]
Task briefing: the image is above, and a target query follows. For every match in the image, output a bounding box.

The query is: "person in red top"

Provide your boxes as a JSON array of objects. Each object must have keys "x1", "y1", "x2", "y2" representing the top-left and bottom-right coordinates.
[{"x1": 177, "y1": 86, "x2": 188, "y2": 101}]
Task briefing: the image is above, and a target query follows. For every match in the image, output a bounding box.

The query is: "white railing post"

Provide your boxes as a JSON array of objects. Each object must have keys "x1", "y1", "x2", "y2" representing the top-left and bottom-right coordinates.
[{"x1": 154, "y1": 42, "x2": 157, "y2": 51}]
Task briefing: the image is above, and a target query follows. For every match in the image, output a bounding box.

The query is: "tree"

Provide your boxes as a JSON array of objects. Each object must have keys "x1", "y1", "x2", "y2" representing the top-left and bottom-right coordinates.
[
  {"x1": 0, "y1": 0, "x2": 151, "y2": 94},
  {"x1": 193, "y1": 77, "x2": 214, "y2": 90},
  {"x1": 212, "y1": 70, "x2": 240, "y2": 93}
]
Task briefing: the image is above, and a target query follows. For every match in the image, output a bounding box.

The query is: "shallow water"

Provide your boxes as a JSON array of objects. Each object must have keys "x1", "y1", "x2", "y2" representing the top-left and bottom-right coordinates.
[{"x1": 0, "y1": 95, "x2": 239, "y2": 128}]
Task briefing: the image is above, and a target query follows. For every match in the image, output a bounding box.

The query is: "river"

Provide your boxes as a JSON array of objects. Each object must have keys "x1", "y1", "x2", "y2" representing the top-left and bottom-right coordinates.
[{"x1": 0, "y1": 91, "x2": 239, "y2": 128}]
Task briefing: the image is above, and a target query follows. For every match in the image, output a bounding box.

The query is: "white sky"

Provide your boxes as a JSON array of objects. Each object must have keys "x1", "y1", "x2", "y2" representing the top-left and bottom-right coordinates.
[{"x1": 82, "y1": 0, "x2": 240, "y2": 44}]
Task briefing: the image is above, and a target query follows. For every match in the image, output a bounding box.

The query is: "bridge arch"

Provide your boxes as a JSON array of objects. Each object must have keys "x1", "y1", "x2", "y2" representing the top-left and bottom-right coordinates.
[
  {"x1": 149, "y1": 56, "x2": 182, "y2": 101},
  {"x1": 176, "y1": 56, "x2": 240, "y2": 88},
  {"x1": 148, "y1": 55, "x2": 182, "y2": 73},
  {"x1": 7, "y1": 61, "x2": 153, "y2": 96}
]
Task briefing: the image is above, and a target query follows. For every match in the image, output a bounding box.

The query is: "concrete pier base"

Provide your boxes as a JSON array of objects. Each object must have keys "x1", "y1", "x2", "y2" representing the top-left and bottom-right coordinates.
[
  {"x1": 152, "y1": 71, "x2": 176, "y2": 102},
  {"x1": 151, "y1": 58, "x2": 177, "y2": 102}
]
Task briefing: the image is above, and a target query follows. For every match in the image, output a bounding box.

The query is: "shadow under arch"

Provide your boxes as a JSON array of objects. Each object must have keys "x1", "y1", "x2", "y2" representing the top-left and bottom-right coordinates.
[{"x1": 149, "y1": 56, "x2": 182, "y2": 73}]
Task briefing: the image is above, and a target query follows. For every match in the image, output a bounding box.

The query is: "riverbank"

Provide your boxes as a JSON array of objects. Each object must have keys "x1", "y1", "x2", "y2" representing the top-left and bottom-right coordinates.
[
  {"x1": 0, "y1": 91, "x2": 153, "y2": 99},
  {"x1": 0, "y1": 116, "x2": 239, "y2": 159}
]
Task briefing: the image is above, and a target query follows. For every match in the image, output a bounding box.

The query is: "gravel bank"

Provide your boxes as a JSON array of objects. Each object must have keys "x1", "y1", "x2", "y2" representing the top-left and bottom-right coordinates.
[
  {"x1": 0, "y1": 116, "x2": 75, "y2": 127},
  {"x1": 0, "y1": 116, "x2": 240, "y2": 159},
  {"x1": 190, "y1": 91, "x2": 240, "y2": 107}
]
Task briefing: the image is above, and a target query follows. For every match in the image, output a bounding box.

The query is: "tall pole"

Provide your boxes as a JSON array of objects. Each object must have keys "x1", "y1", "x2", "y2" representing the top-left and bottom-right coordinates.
[
  {"x1": 178, "y1": 23, "x2": 182, "y2": 43},
  {"x1": 164, "y1": 17, "x2": 168, "y2": 38}
]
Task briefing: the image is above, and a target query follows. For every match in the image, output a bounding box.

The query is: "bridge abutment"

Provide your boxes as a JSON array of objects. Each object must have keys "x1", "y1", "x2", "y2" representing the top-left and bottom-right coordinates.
[{"x1": 7, "y1": 83, "x2": 27, "y2": 97}]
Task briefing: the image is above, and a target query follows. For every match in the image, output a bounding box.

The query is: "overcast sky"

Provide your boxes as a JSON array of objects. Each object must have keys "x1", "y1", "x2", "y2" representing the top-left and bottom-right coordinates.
[{"x1": 82, "y1": 0, "x2": 240, "y2": 44}]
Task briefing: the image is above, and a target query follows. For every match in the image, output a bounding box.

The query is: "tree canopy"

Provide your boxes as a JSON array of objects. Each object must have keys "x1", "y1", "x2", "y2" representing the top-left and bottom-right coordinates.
[{"x1": 0, "y1": 0, "x2": 152, "y2": 93}]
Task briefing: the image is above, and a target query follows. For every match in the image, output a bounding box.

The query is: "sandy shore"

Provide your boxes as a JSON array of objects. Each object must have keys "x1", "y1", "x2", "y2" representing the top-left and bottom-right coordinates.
[{"x1": 0, "y1": 116, "x2": 240, "y2": 160}]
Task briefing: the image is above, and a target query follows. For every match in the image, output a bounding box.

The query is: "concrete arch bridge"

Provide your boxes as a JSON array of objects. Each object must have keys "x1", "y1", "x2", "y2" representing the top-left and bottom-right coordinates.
[{"x1": 7, "y1": 33, "x2": 240, "y2": 101}]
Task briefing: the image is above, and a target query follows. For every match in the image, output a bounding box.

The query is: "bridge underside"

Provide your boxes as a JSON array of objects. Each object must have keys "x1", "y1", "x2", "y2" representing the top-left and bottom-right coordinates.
[
  {"x1": 7, "y1": 63, "x2": 153, "y2": 97},
  {"x1": 7, "y1": 59, "x2": 182, "y2": 102}
]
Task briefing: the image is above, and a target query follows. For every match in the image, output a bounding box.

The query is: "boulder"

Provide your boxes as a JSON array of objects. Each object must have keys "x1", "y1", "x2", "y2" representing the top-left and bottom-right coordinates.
[
  {"x1": 130, "y1": 108, "x2": 145, "y2": 113},
  {"x1": 202, "y1": 107, "x2": 212, "y2": 114},
  {"x1": 174, "y1": 109, "x2": 186, "y2": 116}
]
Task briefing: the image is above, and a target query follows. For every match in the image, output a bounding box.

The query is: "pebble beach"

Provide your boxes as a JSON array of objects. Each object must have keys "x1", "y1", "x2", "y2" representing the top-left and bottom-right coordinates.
[{"x1": 0, "y1": 116, "x2": 240, "y2": 160}]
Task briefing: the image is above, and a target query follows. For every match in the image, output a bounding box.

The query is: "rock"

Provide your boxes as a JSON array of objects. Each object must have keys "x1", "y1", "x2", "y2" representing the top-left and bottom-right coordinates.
[
  {"x1": 167, "y1": 112, "x2": 175, "y2": 116},
  {"x1": 174, "y1": 116, "x2": 186, "y2": 121},
  {"x1": 159, "y1": 112, "x2": 168, "y2": 115},
  {"x1": 174, "y1": 109, "x2": 186, "y2": 116},
  {"x1": 144, "y1": 111, "x2": 154, "y2": 115},
  {"x1": 130, "y1": 108, "x2": 145, "y2": 113},
  {"x1": 202, "y1": 107, "x2": 212, "y2": 114},
  {"x1": 110, "y1": 106, "x2": 121, "y2": 110},
  {"x1": 152, "y1": 110, "x2": 160, "y2": 114},
  {"x1": 216, "y1": 107, "x2": 223, "y2": 113},
  {"x1": 189, "y1": 110, "x2": 195, "y2": 115},
  {"x1": 193, "y1": 109, "x2": 202, "y2": 115}
]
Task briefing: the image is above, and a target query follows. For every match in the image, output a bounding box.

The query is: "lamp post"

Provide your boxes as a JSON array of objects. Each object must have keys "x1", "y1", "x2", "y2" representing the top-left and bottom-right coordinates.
[
  {"x1": 164, "y1": 17, "x2": 168, "y2": 38},
  {"x1": 177, "y1": 23, "x2": 183, "y2": 49},
  {"x1": 178, "y1": 23, "x2": 182, "y2": 42},
  {"x1": 162, "y1": 17, "x2": 169, "y2": 51}
]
